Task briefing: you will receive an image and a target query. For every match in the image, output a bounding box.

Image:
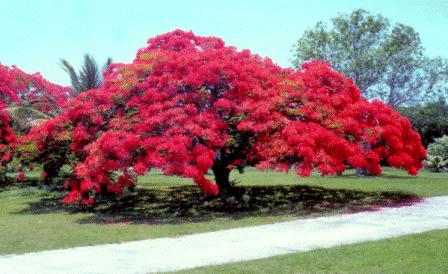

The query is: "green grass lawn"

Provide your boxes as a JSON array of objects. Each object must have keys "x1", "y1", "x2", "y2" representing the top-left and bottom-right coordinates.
[
  {"x1": 177, "y1": 228, "x2": 448, "y2": 274},
  {"x1": 0, "y1": 188, "x2": 292, "y2": 255},
  {"x1": 0, "y1": 168, "x2": 447, "y2": 255},
  {"x1": 227, "y1": 167, "x2": 448, "y2": 197},
  {"x1": 138, "y1": 167, "x2": 448, "y2": 197}
]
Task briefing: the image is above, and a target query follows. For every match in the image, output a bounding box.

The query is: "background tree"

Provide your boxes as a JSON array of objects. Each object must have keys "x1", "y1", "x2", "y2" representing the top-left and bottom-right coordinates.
[
  {"x1": 292, "y1": 9, "x2": 448, "y2": 108},
  {"x1": 61, "y1": 54, "x2": 112, "y2": 96},
  {"x1": 399, "y1": 98, "x2": 448, "y2": 146}
]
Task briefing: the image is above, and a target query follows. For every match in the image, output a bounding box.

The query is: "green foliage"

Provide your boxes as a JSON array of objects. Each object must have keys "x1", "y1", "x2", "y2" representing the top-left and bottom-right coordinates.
[
  {"x1": 423, "y1": 135, "x2": 448, "y2": 172},
  {"x1": 424, "y1": 155, "x2": 448, "y2": 172},
  {"x1": 399, "y1": 99, "x2": 448, "y2": 146},
  {"x1": 293, "y1": 9, "x2": 448, "y2": 108},
  {"x1": 6, "y1": 105, "x2": 52, "y2": 134},
  {"x1": 428, "y1": 135, "x2": 448, "y2": 159}
]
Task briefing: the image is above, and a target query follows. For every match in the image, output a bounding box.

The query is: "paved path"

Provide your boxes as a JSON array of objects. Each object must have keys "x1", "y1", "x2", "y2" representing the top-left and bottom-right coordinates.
[{"x1": 1, "y1": 196, "x2": 448, "y2": 273}]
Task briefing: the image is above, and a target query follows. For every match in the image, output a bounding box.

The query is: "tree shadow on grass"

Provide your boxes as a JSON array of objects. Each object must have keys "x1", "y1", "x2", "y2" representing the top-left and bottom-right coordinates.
[{"x1": 14, "y1": 184, "x2": 420, "y2": 225}]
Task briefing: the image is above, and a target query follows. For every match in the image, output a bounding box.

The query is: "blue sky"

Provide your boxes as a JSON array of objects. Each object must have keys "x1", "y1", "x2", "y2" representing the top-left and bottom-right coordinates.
[{"x1": 1, "y1": 0, "x2": 447, "y2": 86}]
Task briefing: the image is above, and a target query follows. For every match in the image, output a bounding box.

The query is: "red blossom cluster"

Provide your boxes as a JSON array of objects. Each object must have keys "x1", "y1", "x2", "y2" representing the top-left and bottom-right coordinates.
[
  {"x1": 0, "y1": 102, "x2": 15, "y2": 169},
  {"x1": 0, "y1": 63, "x2": 70, "y2": 176},
  {"x1": 254, "y1": 61, "x2": 426, "y2": 176},
  {"x1": 22, "y1": 30, "x2": 426, "y2": 204},
  {"x1": 0, "y1": 64, "x2": 71, "y2": 115}
]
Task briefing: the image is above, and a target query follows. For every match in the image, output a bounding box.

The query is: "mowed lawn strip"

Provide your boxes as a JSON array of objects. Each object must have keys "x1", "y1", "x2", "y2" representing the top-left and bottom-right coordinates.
[
  {"x1": 225, "y1": 167, "x2": 448, "y2": 197},
  {"x1": 175, "y1": 228, "x2": 448, "y2": 274},
  {"x1": 140, "y1": 167, "x2": 448, "y2": 197},
  {"x1": 0, "y1": 168, "x2": 446, "y2": 255}
]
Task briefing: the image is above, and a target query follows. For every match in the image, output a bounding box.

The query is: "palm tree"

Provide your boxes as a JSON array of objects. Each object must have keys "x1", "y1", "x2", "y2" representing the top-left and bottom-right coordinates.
[{"x1": 61, "y1": 54, "x2": 112, "y2": 96}]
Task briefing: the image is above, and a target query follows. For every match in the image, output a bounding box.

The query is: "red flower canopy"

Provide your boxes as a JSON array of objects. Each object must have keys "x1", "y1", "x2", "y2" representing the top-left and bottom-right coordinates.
[{"x1": 21, "y1": 30, "x2": 426, "y2": 204}]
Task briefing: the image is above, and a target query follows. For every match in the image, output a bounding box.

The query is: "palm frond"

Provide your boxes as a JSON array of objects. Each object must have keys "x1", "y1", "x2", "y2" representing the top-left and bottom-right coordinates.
[
  {"x1": 60, "y1": 59, "x2": 82, "y2": 95},
  {"x1": 79, "y1": 54, "x2": 101, "y2": 90},
  {"x1": 60, "y1": 54, "x2": 113, "y2": 96},
  {"x1": 103, "y1": 57, "x2": 113, "y2": 72}
]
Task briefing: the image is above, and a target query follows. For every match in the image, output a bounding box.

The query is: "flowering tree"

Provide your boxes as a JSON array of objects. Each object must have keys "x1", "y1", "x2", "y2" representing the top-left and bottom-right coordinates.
[
  {"x1": 0, "y1": 64, "x2": 70, "y2": 183},
  {"x1": 22, "y1": 30, "x2": 426, "y2": 205}
]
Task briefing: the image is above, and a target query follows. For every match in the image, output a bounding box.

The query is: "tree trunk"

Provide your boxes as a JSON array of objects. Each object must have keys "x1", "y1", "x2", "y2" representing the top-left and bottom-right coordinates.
[
  {"x1": 356, "y1": 167, "x2": 370, "y2": 176},
  {"x1": 0, "y1": 168, "x2": 7, "y2": 187},
  {"x1": 212, "y1": 162, "x2": 231, "y2": 194}
]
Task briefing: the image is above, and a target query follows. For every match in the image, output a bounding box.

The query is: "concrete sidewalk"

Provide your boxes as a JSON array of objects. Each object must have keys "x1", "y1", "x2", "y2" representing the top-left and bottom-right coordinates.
[{"x1": 1, "y1": 196, "x2": 447, "y2": 274}]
